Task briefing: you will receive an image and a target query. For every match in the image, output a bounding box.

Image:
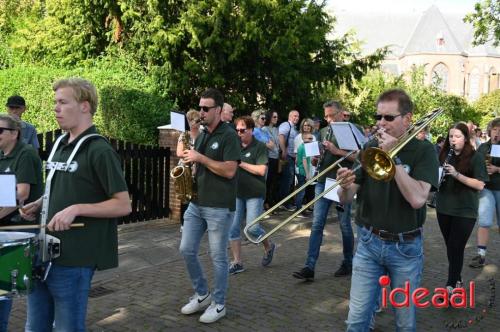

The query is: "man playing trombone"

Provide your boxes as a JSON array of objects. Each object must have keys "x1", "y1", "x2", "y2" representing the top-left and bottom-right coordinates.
[
  {"x1": 292, "y1": 100, "x2": 356, "y2": 281},
  {"x1": 337, "y1": 89, "x2": 439, "y2": 331}
]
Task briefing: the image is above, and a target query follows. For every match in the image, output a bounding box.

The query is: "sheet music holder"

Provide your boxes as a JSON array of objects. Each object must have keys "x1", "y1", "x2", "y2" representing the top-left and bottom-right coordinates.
[
  {"x1": 0, "y1": 173, "x2": 16, "y2": 207},
  {"x1": 304, "y1": 142, "x2": 321, "y2": 157},
  {"x1": 171, "y1": 111, "x2": 189, "y2": 132},
  {"x1": 329, "y1": 122, "x2": 366, "y2": 151},
  {"x1": 491, "y1": 145, "x2": 500, "y2": 158}
]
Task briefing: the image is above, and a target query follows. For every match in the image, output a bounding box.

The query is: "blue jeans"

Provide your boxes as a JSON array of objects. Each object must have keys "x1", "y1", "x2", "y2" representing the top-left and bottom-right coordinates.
[
  {"x1": 0, "y1": 298, "x2": 12, "y2": 332},
  {"x1": 278, "y1": 155, "x2": 295, "y2": 205},
  {"x1": 26, "y1": 264, "x2": 95, "y2": 332},
  {"x1": 478, "y1": 188, "x2": 500, "y2": 228},
  {"x1": 305, "y1": 182, "x2": 354, "y2": 270},
  {"x1": 346, "y1": 226, "x2": 424, "y2": 332},
  {"x1": 180, "y1": 203, "x2": 233, "y2": 305},
  {"x1": 294, "y1": 174, "x2": 307, "y2": 210},
  {"x1": 230, "y1": 197, "x2": 265, "y2": 241}
]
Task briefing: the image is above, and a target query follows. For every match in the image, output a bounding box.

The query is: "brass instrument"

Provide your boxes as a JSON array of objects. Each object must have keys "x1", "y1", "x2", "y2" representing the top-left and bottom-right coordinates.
[
  {"x1": 170, "y1": 131, "x2": 196, "y2": 204},
  {"x1": 244, "y1": 108, "x2": 444, "y2": 244}
]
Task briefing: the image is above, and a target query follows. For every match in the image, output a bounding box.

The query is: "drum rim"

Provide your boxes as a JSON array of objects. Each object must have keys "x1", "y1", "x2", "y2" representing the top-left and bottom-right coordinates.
[{"x1": 0, "y1": 231, "x2": 37, "y2": 247}]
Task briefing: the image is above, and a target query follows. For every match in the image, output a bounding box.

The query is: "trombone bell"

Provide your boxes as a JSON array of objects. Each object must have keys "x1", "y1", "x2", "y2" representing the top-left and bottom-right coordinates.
[{"x1": 361, "y1": 147, "x2": 396, "y2": 182}]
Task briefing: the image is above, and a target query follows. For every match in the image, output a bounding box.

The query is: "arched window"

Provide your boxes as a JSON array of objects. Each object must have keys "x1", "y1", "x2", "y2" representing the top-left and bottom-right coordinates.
[
  {"x1": 432, "y1": 63, "x2": 448, "y2": 92},
  {"x1": 488, "y1": 67, "x2": 498, "y2": 92},
  {"x1": 469, "y1": 68, "x2": 480, "y2": 101}
]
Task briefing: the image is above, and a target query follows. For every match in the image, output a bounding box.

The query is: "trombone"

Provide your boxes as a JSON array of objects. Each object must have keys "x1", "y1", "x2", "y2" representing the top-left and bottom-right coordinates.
[{"x1": 244, "y1": 108, "x2": 444, "y2": 244}]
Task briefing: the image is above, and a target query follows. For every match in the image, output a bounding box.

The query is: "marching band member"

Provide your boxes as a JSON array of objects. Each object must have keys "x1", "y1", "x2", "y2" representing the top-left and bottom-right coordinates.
[
  {"x1": 21, "y1": 78, "x2": 131, "y2": 332},
  {"x1": 337, "y1": 89, "x2": 439, "y2": 331}
]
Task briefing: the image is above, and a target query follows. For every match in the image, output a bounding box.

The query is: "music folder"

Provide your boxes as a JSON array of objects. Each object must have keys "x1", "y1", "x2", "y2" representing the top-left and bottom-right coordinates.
[
  {"x1": 0, "y1": 173, "x2": 16, "y2": 207},
  {"x1": 171, "y1": 111, "x2": 189, "y2": 132},
  {"x1": 329, "y1": 122, "x2": 366, "y2": 151}
]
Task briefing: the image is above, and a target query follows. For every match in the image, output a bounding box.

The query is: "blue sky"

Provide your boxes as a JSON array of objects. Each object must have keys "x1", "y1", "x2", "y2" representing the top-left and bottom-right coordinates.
[{"x1": 327, "y1": 0, "x2": 479, "y2": 15}]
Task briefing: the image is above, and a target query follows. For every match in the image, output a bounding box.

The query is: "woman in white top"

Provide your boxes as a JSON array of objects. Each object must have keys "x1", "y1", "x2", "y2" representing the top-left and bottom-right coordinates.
[{"x1": 293, "y1": 118, "x2": 316, "y2": 154}]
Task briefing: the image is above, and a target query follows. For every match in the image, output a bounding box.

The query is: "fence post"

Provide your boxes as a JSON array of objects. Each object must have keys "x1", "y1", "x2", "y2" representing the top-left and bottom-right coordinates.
[{"x1": 158, "y1": 126, "x2": 181, "y2": 222}]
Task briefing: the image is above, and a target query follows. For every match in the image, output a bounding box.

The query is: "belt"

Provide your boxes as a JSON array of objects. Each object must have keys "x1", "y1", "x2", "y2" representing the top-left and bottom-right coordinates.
[{"x1": 363, "y1": 225, "x2": 421, "y2": 242}]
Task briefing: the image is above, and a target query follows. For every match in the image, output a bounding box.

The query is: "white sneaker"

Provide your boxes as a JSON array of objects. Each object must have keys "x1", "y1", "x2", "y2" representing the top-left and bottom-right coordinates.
[
  {"x1": 199, "y1": 302, "x2": 226, "y2": 323},
  {"x1": 180, "y1": 292, "x2": 211, "y2": 315}
]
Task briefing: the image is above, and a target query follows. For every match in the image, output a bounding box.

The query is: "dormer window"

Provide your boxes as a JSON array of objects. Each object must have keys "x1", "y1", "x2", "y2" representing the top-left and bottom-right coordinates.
[{"x1": 436, "y1": 31, "x2": 445, "y2": 47}]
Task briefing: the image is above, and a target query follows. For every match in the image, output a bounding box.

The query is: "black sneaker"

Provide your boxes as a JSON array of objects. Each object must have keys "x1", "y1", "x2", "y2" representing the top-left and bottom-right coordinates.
[
  {"x1": 292, "y1": 267, "x2": 314, "y2": 281},
  {"x1": 469, "y1": 255, "x2": 485, "y2": 268},
  {"x1": 334, "y1": 263, "x2": 352, "y2": 277}
]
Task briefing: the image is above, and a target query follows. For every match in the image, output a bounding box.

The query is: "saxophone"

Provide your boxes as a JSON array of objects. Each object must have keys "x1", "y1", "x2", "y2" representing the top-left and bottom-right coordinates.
[{"x1": 170, "y1": 131, "x2": 196, "y2": 204}]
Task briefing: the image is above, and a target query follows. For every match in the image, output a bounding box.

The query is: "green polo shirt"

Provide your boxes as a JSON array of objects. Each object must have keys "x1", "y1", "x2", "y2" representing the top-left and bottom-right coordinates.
[
  {"x1": 47, "y1": 126, "x2": 128, "y2": 270},
  {"x1": 436, "y1": 151, "x2": 488, "y2": 218},
  {"x1": 193, "y1": 121, "x2": 241, "y2": 211},
  {"x1": 477, "y1": 141, "x2": 500, "y2": 190},
  {"x1": 354, "y1": 138, "x2": 439, "y2": 233},
  {"x1": 0, "y1": 141, "x2": 43, "y2": 225},
  {"x1": 237, "y1": 138, "x2": 268, "y2": 199},
  {"x1": 318, "y1": 126, "x2": 354, "y2": 183}
]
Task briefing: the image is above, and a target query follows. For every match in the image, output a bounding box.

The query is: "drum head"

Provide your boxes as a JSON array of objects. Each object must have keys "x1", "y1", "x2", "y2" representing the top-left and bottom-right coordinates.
[{"x1": 0, "y1": 231, "x2": 36, "y2": 243}]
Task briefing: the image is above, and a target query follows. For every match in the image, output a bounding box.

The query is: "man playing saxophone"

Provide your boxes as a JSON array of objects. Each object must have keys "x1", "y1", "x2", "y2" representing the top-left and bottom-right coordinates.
[
  {"x1": 337, "y1": 89, "x2": 439, "y2": 331},
  {"x1": 470, "y1": 118, "x2": 500, "y2": 268}
]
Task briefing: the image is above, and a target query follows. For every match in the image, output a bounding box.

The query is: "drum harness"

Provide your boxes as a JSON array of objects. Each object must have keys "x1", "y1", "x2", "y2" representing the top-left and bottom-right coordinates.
[{"x1": 38, "y1": 133, "x2": 104, "y2": 281}]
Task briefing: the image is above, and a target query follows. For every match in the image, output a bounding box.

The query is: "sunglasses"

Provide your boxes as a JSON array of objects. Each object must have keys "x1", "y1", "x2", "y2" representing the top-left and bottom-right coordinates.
[
  {"x1": 199, "y1": 105, "x2": 218, "y2": 112},
  {"x1": 236, "y1": 128, "x2": 248, "y2": 134},
  {"x1": 0, "y1": 127, "x2": 15, "y2": 134},
  {"x1": 272, "y1": 115, "x2": 278, "y2": 118},
  {"x1": 260, "y1": 117, "x2": 266, "y2": 120},
  {"x1": 373, "y1": 114, "x2": 402, "y2": 122}
]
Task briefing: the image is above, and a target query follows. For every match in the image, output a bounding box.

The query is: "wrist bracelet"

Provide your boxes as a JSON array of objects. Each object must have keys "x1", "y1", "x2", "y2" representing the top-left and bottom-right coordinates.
[{"x1": 455, "y1": 171, "x2": 459, "y2": 178}]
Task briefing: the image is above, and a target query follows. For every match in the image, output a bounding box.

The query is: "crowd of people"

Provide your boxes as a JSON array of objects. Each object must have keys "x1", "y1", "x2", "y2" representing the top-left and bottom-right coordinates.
[{"x1": 1, "y1": 82, "x2": 498, "y2": 331}]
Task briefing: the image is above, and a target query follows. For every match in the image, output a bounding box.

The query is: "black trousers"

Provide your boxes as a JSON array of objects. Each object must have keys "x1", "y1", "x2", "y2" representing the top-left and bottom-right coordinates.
[
  {"x1": 265, "y1": 158, "x2": 280, "y2": 207},
  {"x1": 436, "y1": 212, "x2": 476, "y2": 287}
]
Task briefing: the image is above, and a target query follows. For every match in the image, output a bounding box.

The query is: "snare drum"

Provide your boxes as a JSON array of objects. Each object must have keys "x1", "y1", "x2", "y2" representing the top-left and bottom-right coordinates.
[{"x1": 0, "y1": 232, "x2": 37, "y2": 298}]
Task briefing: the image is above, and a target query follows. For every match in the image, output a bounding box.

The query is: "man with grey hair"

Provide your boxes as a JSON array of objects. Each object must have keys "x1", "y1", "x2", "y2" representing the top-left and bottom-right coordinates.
[
  {"x1": 221, "y1": 103, "x2": 234, "y2": 123},
  {"x1": 278, "y1": 110, "x2": 299, "y2": 211}
]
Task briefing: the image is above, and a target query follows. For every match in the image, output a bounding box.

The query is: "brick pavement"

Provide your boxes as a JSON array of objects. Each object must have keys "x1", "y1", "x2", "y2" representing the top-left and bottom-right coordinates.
[{"x1": 7, "y1": 209, "x2": 499, "y2": 331}]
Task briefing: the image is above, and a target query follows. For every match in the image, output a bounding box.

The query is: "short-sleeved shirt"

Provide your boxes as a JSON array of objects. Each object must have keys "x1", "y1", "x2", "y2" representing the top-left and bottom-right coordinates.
[
  {"x1": 296, "y1": 143, "x2": 312, "y2": 177},
  {"x1": 0, "y1": 141, "x2": 43, "y2": 224},
  {"x1": 317, "y1": 126, "x2": 353, "y2": 183},
  {"x1": 193, "y1": 121, "x2": 241, "y2": 211},
  {"x1": 262, "y1": 126, "x2": 280, "y2": 159},
  {"x1": 278, "y1": 121, "x2": 298, "y2": 157},
  {"x1": 436, "y1": 151, "x2": 488, "y2": 218},
  {"x1": 354, "y1": 138, "x2": 439, "y2": 233},
  {"x1": 477, "y1": 141, "x2": 500, "y2": 190},
  {"x1": 21, "y1": 121, "x2": 39, "y2": 150},
  {"x1": 253, "y1": 127, "x2": 270, "y2": 144},
  {"x1": 47, "y1": 126, "x2": 128, "y2": 270},
  {"x1": 237, "y1": 139, "x2": 268, "y2": 199}
]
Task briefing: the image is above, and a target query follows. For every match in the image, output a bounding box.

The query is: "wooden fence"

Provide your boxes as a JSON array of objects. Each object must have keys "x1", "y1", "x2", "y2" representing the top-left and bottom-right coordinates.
[{"x1": 37, "y1": 129, "x2": 171, "y2": 224}]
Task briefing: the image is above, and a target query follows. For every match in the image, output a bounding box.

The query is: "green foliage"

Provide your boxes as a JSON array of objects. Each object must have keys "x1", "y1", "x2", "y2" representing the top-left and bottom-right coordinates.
[
  {"x1": 324, "y1": 68, "x2": 481, "y2": 141},
  {"x1": 464, "y1": 0, "x2": 500, "y2": 46},
  {"x1": 0, "y1": 55, "x2": 173, "y2": 144},
  {"x1": 473, "y1": 89, "x2": 500, "y2": 128}
]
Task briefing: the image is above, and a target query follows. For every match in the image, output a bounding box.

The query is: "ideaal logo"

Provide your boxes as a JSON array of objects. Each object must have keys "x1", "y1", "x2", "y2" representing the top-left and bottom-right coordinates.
[{"x1": 379, "y1": 276, "x2": 496, "y2": 329}]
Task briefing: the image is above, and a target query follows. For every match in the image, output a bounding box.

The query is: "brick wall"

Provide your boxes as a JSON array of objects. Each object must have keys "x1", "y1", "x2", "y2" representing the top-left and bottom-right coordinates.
[{"x1": 159, "y1": 128, "x2": 181, "y2": 222}]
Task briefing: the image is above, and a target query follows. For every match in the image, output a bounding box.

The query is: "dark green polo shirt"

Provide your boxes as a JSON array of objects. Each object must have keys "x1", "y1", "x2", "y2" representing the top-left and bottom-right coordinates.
[
  {"x1": 193, "y1": 121, "x2": 241, "y2": 211},
  {"x1": 477, "y1": 141, "x2": 500, "y2": 190},
  {"x1": 0, "y1": 141, "x2": 43, "y2": 225},
  {"x1": 436, "y1": 151, "x2": 488, "y2": 218},
  {"x1": 237, "y1": 138, "x2": 268, "y2": 199},
  {"x1": 354, "y1": 138, "x2": 439, "y2": 233},
  {"x1": 48, "y1": 126, "x2": 128, "y2": 270},
  {"x1": 318, "y1": 126, "x2": 354, "y2": 183}
]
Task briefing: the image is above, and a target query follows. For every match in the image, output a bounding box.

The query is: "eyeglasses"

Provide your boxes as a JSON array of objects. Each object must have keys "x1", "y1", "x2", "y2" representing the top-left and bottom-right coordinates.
[
  {"x1": 272, "y1": 115, "x2": 278, "y2": 118},
  {"x1": 199, "y1": 105, "x2": 218, "y2": 112},
  {"x1": 373, "y1": 114, "x2": 402, "y2": 122},
  {"x1": 236, "y1": 128, "x2": 248, "y2": 134},
  {"x1": 0, "y1": 127, "x2": 15, "y2": 134},
  {"x1": 260, "y1": 117, "x2": 266, "y2": 121}
]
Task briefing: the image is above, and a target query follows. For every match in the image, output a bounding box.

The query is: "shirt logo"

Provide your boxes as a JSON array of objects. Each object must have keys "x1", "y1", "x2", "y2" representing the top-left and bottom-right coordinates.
[
  {"x1": 210, "y1": 142, "x2": 219, "y2": 150},
  {"x1": 245, "y1": 152, "x2": 251, "y2": 157},
  {"x1": 4, "y1": 167, "x2": 11, "y2": 172},
  {"x1": 403, "y1": 164, "x2": 411, "y2": 174}
]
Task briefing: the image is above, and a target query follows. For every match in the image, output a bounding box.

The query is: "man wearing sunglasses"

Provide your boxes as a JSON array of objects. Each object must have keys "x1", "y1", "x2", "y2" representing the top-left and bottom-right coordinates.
[
  {"x1": 337, "y1": 89, "x2": 439, "y2": 331},
  {"x1": 0, "y1": 114, "x2": 43, "y2": 332},
  {"x1": 179, "y1": 88, "x2": 240, "y2": 323}
]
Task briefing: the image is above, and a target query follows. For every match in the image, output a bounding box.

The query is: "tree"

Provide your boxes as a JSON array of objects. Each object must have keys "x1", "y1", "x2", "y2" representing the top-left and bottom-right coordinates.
[{"x1": 464, "y1": 0, "x2": 500, "y2": 46}]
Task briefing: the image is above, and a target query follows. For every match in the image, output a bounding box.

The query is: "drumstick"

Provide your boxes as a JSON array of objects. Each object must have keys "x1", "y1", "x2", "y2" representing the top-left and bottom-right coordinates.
[{"x1": 0, "y1": 223, "x2": 85, "y2": 231}]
